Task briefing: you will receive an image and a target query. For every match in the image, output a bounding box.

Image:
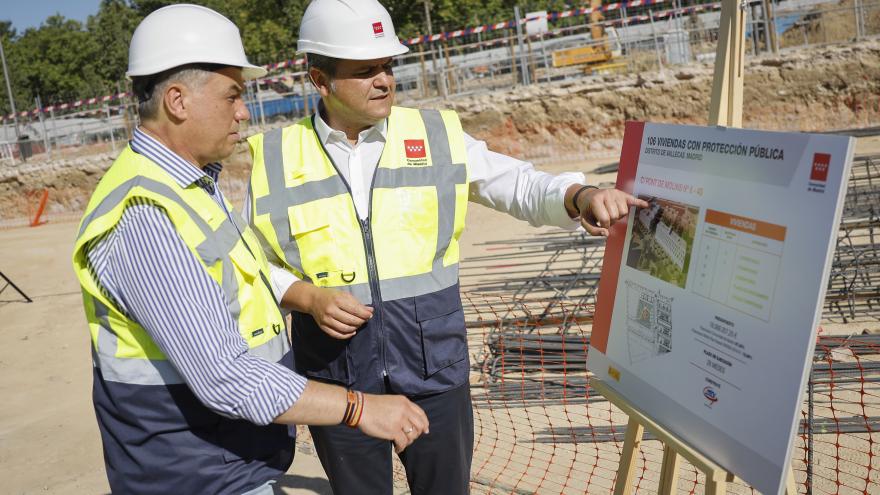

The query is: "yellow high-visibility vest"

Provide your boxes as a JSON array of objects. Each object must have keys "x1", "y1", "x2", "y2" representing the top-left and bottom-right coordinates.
[
  {"x1": 248, "y1": 106, "x2": 469, "y2": 304},
  {"x1": 72, "y1": 146, "x2": 288, "y2": 385}
]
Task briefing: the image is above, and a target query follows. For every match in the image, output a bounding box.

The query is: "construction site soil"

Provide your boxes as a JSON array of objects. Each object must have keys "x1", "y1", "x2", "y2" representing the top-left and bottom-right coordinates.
[{"x1": 1, "y1": 39, "x2": 879, "y2": 222}]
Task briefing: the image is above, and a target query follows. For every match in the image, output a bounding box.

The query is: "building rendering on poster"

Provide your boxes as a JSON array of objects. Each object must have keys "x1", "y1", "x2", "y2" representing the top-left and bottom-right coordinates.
[{"x1": 588, "y1": 122, "x2": 854, "y2": 495}]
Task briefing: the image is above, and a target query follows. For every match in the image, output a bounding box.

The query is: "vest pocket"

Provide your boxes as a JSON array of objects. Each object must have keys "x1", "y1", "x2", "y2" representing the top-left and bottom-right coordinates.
[
  {"x1": 415, "y1": 287, "x2": 467, "y2": 378},
  {"x1": 290, "y1": 310, "x2": 354, "y2": 386},
  {"x1": 228, "y1": 247, "x2": 259, "y2": 282},
  {"x1": 288, "y1": 207, "x2": 341, "y2": 284},
  {"x1": 218, "y1": 418, "x2": 294, "y2": 463}
]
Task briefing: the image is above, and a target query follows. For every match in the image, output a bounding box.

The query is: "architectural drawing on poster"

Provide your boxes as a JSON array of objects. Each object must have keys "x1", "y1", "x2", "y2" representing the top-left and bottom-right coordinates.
[
  {"x1": 625, "y1": 280, "x2": 673, "y2": 365},
  {"x1": 626, "y1": 196, "x2": 699, "y2": 289}
]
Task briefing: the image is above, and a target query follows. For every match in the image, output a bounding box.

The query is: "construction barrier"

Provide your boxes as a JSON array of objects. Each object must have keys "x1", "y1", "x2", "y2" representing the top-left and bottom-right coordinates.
[{"x1": 26, "y1": 189, "x2": 48, "y2": 227}]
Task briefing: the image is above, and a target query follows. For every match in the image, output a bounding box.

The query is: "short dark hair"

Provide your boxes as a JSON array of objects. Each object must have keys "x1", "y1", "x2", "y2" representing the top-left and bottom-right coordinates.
[
  {"x1": 132, "y1": 63, "x2": 229, "y2": 121},
  {"x1": 306, "y1": 53, "x2": 340, "y2": 78}
]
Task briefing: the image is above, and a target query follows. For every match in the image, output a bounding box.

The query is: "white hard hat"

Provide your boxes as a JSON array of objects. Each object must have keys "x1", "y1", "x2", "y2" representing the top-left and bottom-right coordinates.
[
  {"x1": 127, "y1": 3, "x2": 267, "y2": 80},
  {"x1": 297, "y1": 0, "x2": 409, "y2": 60}
]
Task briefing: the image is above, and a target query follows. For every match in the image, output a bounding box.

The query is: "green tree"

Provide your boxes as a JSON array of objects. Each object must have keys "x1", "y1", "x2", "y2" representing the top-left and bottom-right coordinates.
[
  {"x1": 87, "y1": 0, "x2": 141, "y2": 86},
  {"x1": 11, "y1": 16, "x2": 103, "y2": 105},
  {"x1": 0, "y1": 15, "x2": 105, "y2": 114},
  {"x1": 0, "y1": 21, "x2": 21, "y2": 116},
  {"x1": 226, "y1": 0, "x2": 306, "y2": 65},
  {"x1": 0, "y1": 0, "x2": 611, "y2": 114},
  {"x1": 0, "y1": 20, "x2": 16, "y2": 40},
  {"x1": 386, "y1": 1, "x2": 574, "y2": 40}
]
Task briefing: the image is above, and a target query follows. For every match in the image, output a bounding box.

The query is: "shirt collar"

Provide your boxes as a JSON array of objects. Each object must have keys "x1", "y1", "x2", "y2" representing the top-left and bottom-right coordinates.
[
  {"x1": 129, "y1": 127, "x2": 222, "y2": 189},
  {"x1": 313, "y1": 104, "x2": 387, "y2": 149}
]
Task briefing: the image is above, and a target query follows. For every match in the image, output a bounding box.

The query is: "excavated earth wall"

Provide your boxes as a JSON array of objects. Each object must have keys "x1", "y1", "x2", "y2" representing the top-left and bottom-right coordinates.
[
  {"x1": 453, "y1": 40, "x2": 880, "y2": 159},
  {"x1": 1, "y1": 40, "x2": 878, "y2": 222}
]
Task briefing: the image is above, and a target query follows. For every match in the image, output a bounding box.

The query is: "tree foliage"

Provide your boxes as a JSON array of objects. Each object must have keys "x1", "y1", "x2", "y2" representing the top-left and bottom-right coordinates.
[{"x1": 0, "y1": 0, "x2": 588, "y2": 114}]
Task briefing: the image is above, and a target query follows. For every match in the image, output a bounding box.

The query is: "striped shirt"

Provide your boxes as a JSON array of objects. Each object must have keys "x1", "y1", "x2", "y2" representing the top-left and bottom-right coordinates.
[{"x1": 84, "y1": 127, "x2": 306, "y2": 425}]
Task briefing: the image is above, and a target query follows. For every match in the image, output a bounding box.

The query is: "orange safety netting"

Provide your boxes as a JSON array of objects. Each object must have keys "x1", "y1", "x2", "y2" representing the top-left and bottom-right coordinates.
[{"x1": 456, "y1": 293, "x2": 879, "y2": 494}]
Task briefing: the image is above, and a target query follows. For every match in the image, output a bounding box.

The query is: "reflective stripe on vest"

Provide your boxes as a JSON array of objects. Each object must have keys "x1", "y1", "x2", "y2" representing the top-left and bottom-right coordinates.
[
  {"x1": 91, "y1": 299, "x2": 290, "y2": 386},
  {"x1": 249, "y1": 106, "x2": 469, "y2": 303},
  {"x1": 73, "y1": 147, "x2": 288, "y2": 386}
]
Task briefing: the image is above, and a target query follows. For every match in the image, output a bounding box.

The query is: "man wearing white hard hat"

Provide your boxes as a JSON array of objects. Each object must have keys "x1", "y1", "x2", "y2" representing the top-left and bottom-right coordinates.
[
  {"x1": 247, "y1": 1, "x2": 647, "y2": 493},
  {"x1": 72, "y1": 4, "x2": 428, "y2": 494}
]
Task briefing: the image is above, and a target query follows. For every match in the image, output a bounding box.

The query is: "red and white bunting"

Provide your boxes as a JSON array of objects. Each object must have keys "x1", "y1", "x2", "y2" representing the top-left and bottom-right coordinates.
[{"x1": 2, "y1": 0, "x2": 727, "y2": 122}]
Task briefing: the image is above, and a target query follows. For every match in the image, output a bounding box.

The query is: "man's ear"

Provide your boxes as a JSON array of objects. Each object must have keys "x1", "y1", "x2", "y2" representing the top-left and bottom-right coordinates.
[
  {"x1": 162, "y1": 82, "x2": 188, "y2": 122},
  {"x1": 309, "y1": 67, "x2": 332, "y2": 97}
]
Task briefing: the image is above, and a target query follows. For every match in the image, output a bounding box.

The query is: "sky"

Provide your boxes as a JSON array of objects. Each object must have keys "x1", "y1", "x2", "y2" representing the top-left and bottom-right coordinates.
[{"x1": 0, "y1": 0, "x2": 103, "y2": 32}]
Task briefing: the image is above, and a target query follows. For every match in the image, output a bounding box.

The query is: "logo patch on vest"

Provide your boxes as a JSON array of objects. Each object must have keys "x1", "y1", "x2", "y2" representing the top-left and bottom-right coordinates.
[
  {"x1": 252, "y1": 328, "x2": 264, "y2": 337},
  {"x1": 372, "y1": 22, "x2": 385, "y2": 37},
  {"x1": 404, "y1": 139, "x2": 428, "y2": 166}
]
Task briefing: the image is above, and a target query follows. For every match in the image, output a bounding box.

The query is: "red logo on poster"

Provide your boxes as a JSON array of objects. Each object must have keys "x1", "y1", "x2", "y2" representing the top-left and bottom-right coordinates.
[
  {"x1": 405, "y1": 139, "x2": 426, "y2": 158},
  {"x1": 372, "y1": 22, "x2": 384, "y2": 37},
  {"x1": 810, "y1": 153, "x2": 830, "y2": 182}
]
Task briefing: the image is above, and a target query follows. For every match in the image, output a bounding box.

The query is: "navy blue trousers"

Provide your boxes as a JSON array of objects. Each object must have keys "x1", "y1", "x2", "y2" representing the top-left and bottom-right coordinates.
[{"x1": 309, "y1": 382, "x2": 473, "y2": 494}]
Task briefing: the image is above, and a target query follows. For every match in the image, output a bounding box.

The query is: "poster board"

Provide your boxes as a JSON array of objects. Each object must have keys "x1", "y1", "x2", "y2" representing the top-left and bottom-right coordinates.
[{"x1": 588, "y1": 121, "x2": 855, "y2": 495}]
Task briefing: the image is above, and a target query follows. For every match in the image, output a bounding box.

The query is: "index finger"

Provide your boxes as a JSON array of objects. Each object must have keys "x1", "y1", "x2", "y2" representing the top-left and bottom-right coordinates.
[
  {"x1": 626, "y1": 194, "x2": 649, "y2": 208},
  {"x1": 339, "y1": 297, "x2": 374, "y2": 320},
  {"x1": 344, "y1": 302, "x2": 374, "y2": 320}
]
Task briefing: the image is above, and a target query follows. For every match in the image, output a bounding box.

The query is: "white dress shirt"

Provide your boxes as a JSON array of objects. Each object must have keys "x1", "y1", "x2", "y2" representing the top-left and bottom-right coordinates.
[{"x1": 260, "y1": 110, "x2": 586, "y2": 295}]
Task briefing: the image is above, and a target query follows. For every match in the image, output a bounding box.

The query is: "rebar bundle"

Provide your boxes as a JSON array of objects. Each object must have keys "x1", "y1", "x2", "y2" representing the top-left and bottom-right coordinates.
[
  {"x1": 461, "y1": 231, "x2": 605, "y2": 330},
  {"x1": 825, "y1": 153, "x2": 880, "y2": 322}
]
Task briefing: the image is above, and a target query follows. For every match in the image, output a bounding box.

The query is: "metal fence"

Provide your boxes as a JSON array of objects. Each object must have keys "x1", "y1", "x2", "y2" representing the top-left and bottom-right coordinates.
[{"x1": 1, "y1": 0, "x2": 878, "y2": 166}]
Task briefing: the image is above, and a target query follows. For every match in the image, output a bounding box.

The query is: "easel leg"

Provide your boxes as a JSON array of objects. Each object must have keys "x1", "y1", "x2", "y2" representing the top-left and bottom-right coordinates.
[
  {"x1": 658, "y1": 445, "x2": 681, "y2": 494},
  {"x1": 0, "y1": 271, "x2": 32, "y2": 303},
  {"x1": 614, "y1": 417, "x2": 645, "y2": 495},
  {"x1": 708, "y1": 0, "x2": 746, "y2": 127}
]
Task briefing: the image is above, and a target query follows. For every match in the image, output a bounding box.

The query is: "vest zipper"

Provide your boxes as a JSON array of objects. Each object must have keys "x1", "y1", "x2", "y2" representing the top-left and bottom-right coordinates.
[
  {"x1": 312, "y1": 119, "x2": 390, "y2": 380},
  {"x1": 359, "y1": 217, "x2": 387, "y2": 378}
]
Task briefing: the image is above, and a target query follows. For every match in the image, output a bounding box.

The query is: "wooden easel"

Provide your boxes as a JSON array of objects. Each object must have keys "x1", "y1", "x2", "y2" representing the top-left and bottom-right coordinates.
[
  {"x1": 592, "y1": 378, "x2": 796, "y2": 495},
  {"x1": 708, "y1": 0, "x2": 747, "y2": 128},
  {"x1": 597, "y1": 2, "x2": 797, "y2": 493}
]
